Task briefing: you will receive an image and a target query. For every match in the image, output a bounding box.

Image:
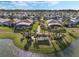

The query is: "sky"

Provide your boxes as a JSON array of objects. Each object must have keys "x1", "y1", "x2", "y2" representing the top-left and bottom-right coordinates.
[{"x1": 0, "y1": 1, "x2": 79, "y2": 10}]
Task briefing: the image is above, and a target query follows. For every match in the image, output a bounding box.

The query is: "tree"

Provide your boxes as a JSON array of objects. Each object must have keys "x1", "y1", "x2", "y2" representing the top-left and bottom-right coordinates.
[
  {"x1": 50, "y1": 26, "x2": 65, "y2": 40},
  {"x1": 9, "y1": 13, "x2": 14, "y2": 22}
]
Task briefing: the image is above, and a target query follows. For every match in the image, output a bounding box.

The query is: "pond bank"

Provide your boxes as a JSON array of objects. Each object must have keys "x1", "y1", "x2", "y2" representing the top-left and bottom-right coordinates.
[
  {"x1": 0, "y1": 32, "x2": 27, "y2": 49},
  {"x1": 46, "y1": 38, "x2": 79, "y2": 57},
  {"x1": 0, "y1": 39, "x2": 46, "y2": 57}
]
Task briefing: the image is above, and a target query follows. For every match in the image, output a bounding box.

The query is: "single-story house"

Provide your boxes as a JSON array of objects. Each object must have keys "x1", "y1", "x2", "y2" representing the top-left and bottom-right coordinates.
[
  {"x1": 0, "y1": 18, "x2": 10, "y2": 23},
  {"x1": 68, "y1": 18, "x2": 79, "y2": 27},
  {"x1": 47, "y1": 19, "x2": 62, "y2": 28},
  {"x1": 14, "y1": 19, "x2": 34, "y2": 30},
  {"x1": 33, "y1": 16, "x2": 39, "y2": 20},
  {"x1": 36, "y1": 34, "x2": 50, "y2": 45},
  {"x1": 3, "y1": 21, "x2": 15, "y2": 27},
  {"x1": 0, "y1": 18, "x2": 21, "y2": 27},
  {"x1": 0, "y1": 18, "x2": 15, "y2": 27}
]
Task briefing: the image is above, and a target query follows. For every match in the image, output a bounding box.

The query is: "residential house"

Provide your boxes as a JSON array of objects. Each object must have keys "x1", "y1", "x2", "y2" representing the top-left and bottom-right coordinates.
[
  {"x1": 47, "y1": 19, "x2": 62, "y2": 28},
  {"x1": 68, "y1": 18, "x2": 79, "y2": 27},
  {"x1": 0, "y1": 18, "x2": 14, "y2": 27},
  {"x1": 14, "y1": 19, "x2": 33, "y2": 30}
]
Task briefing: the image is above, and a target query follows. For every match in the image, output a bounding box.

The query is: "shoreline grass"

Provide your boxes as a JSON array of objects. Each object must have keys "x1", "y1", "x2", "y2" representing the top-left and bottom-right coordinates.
[{"x1": 0, "y1": 32, "x2": 27, "y2": 49}]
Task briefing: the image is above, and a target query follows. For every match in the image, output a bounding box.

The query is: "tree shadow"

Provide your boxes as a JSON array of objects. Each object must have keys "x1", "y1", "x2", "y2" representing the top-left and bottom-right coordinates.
[
  {"x1": 68, "y1": 32, "x2": 77, "y2": 39},
  {"x1": 20, "y1": 38, "x2": 24, "y2": 42},
  {"x1": 51, "y1": 40, "x2": 61, "y2": 57},
  {"x1": 48, "y1": 40, "x2": 64, "y2": 57},
  {"x1": 61, "y1": 46, "x2": 74, "y2": 57},
  {"x1": 53, "y1": 45, "x2": 74, "y2": 57},
  {"x1": 34, "y1": 42, "x2": 39, "y2": 49},
  {"x1": 24, "y1": 37, "x2": 33, "y2": 50},
  {"x1": 48, "y1": 38, "x2": 74, "y2": 57},
  {"x1": 53, "y1": 37, "x2": 73, "y2": 57}
]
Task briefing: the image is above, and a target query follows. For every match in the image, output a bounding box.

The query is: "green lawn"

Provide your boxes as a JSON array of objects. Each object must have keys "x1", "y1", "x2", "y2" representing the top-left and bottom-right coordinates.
[
  {"x1": 31, "y1": 21, "x2": 39, "y2": 33},
  {"x1": 0, "y1": 26, "x2": 27, "y2": 49},
  {"x1": 66, "y1": 28, "x2": 79, "y2": 38},
  {"x1": 0, "y1": 26, "x2": 12, "y2": 32},
  {"x1": 29, "y1": 28, "x2": 79, "y2": 54},
  {"x1": 29, "y1": 47, "x2": 55, "y2": 54},
  {"x1": 0, "y1": 25, "x2": 79, "y2": 54},
  {"x1": 77, "y1": 24, "x2": 79, "y2": 28},
  {"x1": 30, "y1": 19, "x2": 79, "y2": 54}
]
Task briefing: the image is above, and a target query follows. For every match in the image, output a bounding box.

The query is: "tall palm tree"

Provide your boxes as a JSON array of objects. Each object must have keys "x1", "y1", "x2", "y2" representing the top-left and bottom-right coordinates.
[
  {"x1": 9, "y1": 13, "x2": 14, "y2": 22},
  {"x1": 8, "y1": 13, "x2": 15, "y2": 28}
]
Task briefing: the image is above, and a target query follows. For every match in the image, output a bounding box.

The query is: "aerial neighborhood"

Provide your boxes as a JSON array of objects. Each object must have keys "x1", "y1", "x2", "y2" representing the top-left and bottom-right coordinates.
[
  {"x1": 0, "y1": 10, "x2": 79, "y2": 28},
  {"x1": 0, "y1": 10, "x2": 79, "y2": 54}
]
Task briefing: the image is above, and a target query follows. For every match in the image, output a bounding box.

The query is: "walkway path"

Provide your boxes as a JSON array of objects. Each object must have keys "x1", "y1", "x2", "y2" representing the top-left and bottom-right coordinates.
[{"x1": 37, "y1": 25, "x2": 41, "y2": 33}]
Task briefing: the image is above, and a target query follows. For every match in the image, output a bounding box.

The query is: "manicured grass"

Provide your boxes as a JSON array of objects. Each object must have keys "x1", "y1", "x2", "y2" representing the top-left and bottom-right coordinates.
[
  {"x1": 66, "y1": 28, "x2": 79, "y2": 38},
  {"x1": 31, "y1": 21, "x2": 39, "y2": 33},
  {"x1": 77, "y1": 24, "x2": 79, "y2": 28},
  {"x1": 0, "y1": 32, "x2": 27, "y2": 49},
  {"x1": 0, "y1": 26, "x2": 27, "y2": 49},
  {"x1": 0, "y1": 25, "x2": 79, "y2": 54},
  {"x1": 0, "y1": 26, "x2": 12, "y2": 32},
  {"x1": 29, "y1": 28, "x2": 79, "y2": 54},
  {"x1": 40, "y1": 20, "x2": 49, "y2": 32},
  {"x1": 29, "y1": 47, "x2": 55, "y2": 54}
]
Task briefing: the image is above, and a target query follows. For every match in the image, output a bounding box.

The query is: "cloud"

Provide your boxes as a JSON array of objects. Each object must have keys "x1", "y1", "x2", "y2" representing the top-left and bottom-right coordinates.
[
  {"x1": 0, "y1": 1, "x2": 60, "y2": 9},
  {"x1": 48, "y1": 1, "x2": 59, "y2": 5},
  {"x1": 11, "y1": 1, "x2": 28, "y2": 6},
  {"x1": 30, "y1": 1, "x2": 59, "y2": 6},
  {"x1": 25, "y1": 1, "x2": 60, "y2": 9}
]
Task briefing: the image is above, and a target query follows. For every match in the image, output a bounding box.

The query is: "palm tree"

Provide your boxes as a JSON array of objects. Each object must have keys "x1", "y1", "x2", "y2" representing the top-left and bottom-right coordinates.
[
  {"x1": 8, "y1": 13, "x2": 15, "y2": 28},
  {"x1": 51, "y1": 27, "x2": 64, "y2": 40},
  {"x1": 9, "y1": 13, "x2": 14, "y2": 22}
]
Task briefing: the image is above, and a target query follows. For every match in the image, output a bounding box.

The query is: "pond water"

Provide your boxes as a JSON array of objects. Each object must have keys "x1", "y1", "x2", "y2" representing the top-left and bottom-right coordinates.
[
  {"x1": 0, "y1": 39, "x2": 45, "y2": 57},
  {"x1": 0, "y1": 38, "x2": 79, "y2": 57}
]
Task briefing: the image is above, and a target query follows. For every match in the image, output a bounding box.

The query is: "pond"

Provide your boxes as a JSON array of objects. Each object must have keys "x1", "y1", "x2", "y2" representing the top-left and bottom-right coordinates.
[
  {"x1": 0, "y1": 38, "x2": 79, "y2": 57},
  {"x1": 0, "y1": 39, "x2": 45, "y2": 57}
]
